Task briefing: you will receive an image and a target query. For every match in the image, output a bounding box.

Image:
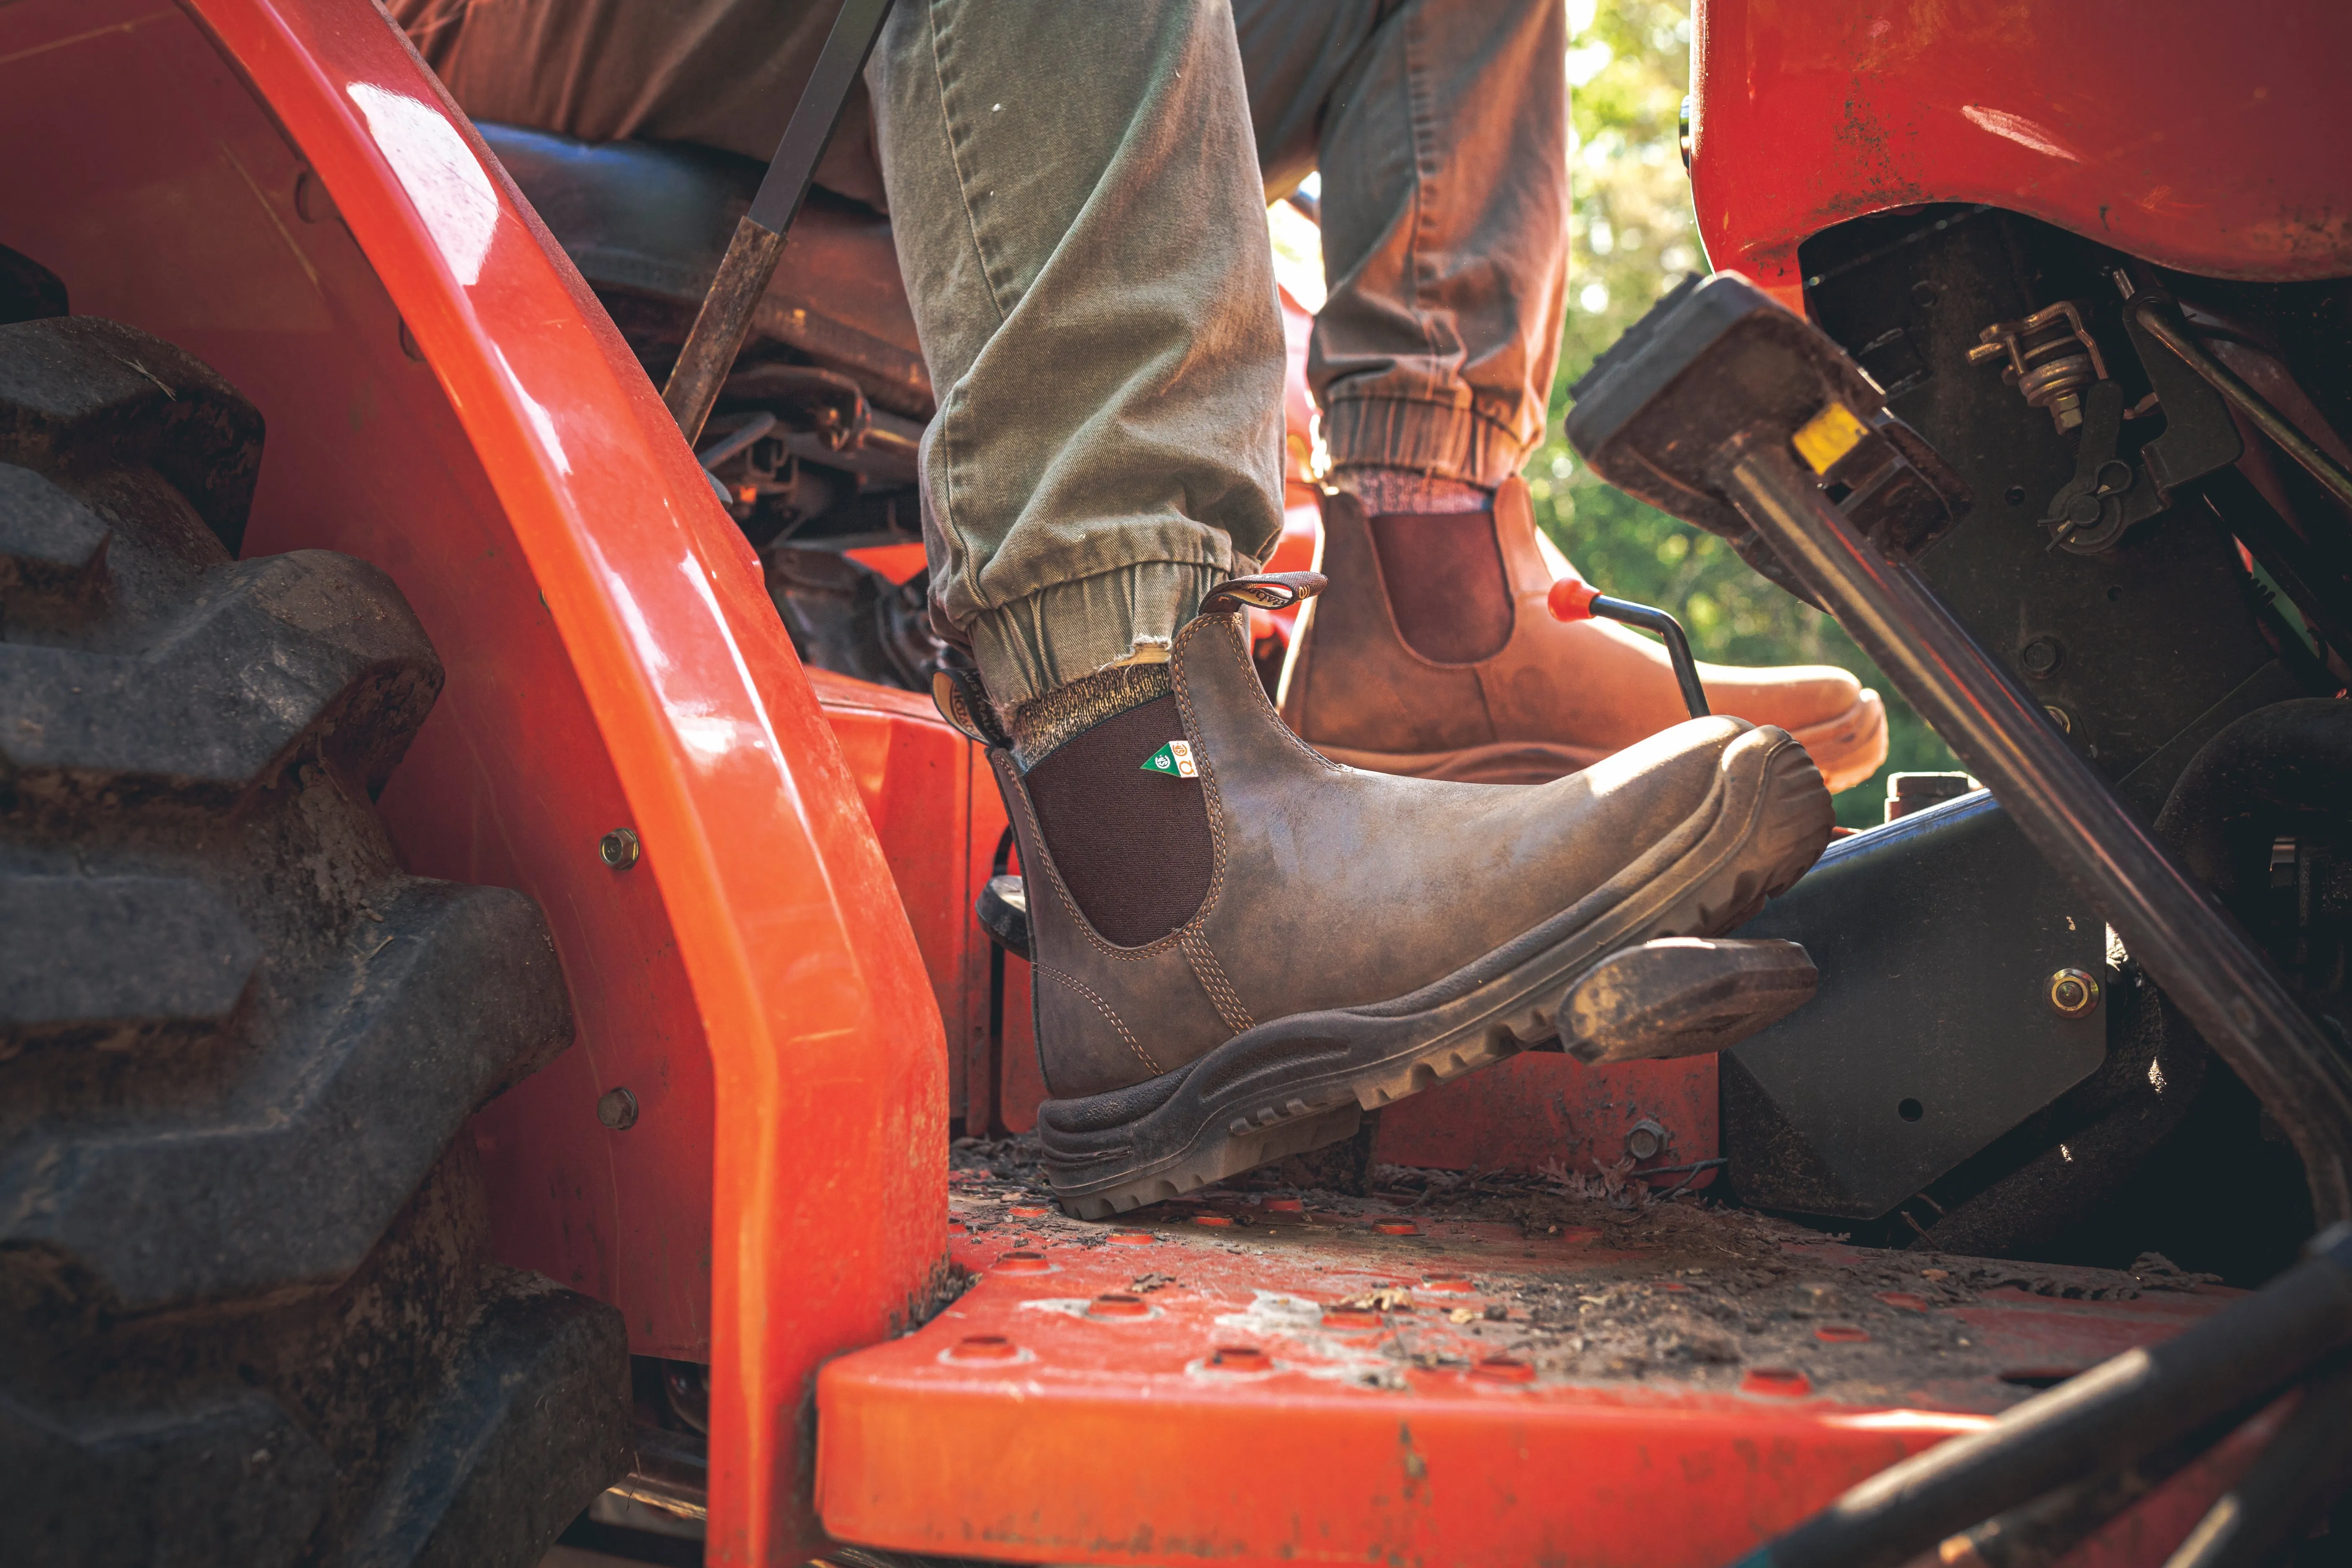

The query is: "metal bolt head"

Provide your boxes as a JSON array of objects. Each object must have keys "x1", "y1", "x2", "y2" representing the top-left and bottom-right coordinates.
[
  {"x1": 597, "y1": 1086, "x2": 640, "y2": 1130},
  {"x1": 2019, "y1": 635, "x2": 2064, "y2": 679},
  {"x1": 1625, "y1": 1119, "x2": 1669, "y2": 1162},
  {"x1": 2047, "y1": 967, "x2": 2101, "y2": 1019},
  {"x1": 293, "y1": 169, "x2": 337, "y2": 225},
  {"x1": 598, "y1": 827, "x2": 641, "y2": 869}
]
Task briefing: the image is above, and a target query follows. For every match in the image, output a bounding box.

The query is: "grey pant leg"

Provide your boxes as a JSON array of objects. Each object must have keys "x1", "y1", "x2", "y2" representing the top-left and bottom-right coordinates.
[
  {"x1": 867, "y1": 0, "x2": 1287, "y2": 709},
  {"x1": 1233, "y1": 0, "x2": 1568, "y2": 487}
]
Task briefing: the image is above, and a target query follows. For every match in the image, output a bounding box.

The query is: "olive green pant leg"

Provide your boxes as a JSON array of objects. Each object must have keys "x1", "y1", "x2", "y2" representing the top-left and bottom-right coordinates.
[
  {"x1": 866, "y1": 0, "x2": 1287, "y2": 710},
  {"x1": 1234, "y1": 0, "x2": 1568, "y2": 486}
]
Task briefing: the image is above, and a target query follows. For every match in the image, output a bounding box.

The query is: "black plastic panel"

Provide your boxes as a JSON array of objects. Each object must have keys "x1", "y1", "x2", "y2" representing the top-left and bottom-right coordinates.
[{"x1": 1725, "y1": 792, "x2": 2110, "y2": 1219}]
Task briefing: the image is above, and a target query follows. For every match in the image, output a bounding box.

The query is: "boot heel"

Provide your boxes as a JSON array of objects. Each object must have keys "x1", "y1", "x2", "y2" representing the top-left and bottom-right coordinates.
[{"x1": 1559, "y1": 937, "x2": 1817, "y2": 1064}]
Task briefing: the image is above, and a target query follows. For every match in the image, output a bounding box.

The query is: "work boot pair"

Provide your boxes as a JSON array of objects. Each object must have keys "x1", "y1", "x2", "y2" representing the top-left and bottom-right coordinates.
[
  {"x1": 944, "y1": 573, "x2": 1835, "y2": 1217},
  {"x1": 1283, "y1": 477, "x2": 1888, "y2": 791}
]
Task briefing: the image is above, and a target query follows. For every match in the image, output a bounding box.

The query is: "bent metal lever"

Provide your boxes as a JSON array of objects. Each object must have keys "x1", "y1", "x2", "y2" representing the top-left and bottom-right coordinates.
[
  {"x1": 1545, "y1": 573, "x2": 1710, "y2": 720},
  {"x1": 1565, "y1": 270, "x2": 2352, "y2": 1225}
]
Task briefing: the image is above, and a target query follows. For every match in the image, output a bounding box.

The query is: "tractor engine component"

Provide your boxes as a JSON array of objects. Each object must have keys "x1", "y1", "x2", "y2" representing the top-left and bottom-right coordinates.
[
  {"x1": 1563, "y1": 272, "x2": 1971, "y2": 606},
  {"x1": 1793, "y1": 208, "x2": 2323, "y2": 789},
  {"x1": 1966, "y1": 299, "x2": 2109, "y2": 433},
  {"x1": 1567, "y1": 270, "x2": 2352, "y2": 1229}
]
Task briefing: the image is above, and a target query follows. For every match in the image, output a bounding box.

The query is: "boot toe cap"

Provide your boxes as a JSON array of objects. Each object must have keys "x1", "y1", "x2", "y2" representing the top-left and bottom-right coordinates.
[
  {"x1": 1788, "y1": 686, "x2": 1888, "y2": 794},
  {"x1": 1698, "y1": 665, "x2": 1886, "y2": 794}
]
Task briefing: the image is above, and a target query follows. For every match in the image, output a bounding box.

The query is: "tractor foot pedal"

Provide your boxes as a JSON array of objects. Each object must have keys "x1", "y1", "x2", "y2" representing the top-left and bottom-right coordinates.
[
  {"x1": 977, "y1": 874, "x2": 1030, "y2": 961},
  {"x1": 1559, "y1": 937, "x2": 1816, "y2": 1064}
]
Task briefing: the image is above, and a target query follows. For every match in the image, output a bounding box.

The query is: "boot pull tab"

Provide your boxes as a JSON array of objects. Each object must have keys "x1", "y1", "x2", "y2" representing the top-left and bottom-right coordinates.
[
  {"x1": 1198, "y1": 570, "x2": 1327, "y2": 617},
  {"x1": 932, "y1": 665, "x2": 1011, "y2": 748},
  {"x1": 1547, "y1": 573, "x2": 1713, "y2": 721}
]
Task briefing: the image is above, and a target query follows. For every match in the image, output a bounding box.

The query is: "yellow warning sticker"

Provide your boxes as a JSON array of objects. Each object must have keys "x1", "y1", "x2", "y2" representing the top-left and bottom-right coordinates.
[{"x1": 1792, "y1": 401, "x2": 1868, "y2": 475}]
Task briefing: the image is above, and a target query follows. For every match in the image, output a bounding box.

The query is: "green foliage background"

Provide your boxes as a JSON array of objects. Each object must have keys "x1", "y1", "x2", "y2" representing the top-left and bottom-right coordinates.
[{"x1": 1530, "y1": 0, "x2": 1959, "y2": 826}]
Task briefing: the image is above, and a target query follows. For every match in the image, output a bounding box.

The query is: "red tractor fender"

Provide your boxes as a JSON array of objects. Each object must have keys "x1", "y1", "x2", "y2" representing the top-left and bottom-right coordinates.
[
  {"x1": 1693, "y1": 0, "x2": 2352, "y2": 312},
  {"x1": 0, "y1": 0, "x2": 944, "y2": 1560}
]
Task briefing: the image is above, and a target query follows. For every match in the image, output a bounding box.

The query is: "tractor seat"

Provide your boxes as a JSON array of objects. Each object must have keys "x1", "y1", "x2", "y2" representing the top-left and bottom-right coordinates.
[{"x1": 476, "y1": 122, "x2": 933, "y2": 420}]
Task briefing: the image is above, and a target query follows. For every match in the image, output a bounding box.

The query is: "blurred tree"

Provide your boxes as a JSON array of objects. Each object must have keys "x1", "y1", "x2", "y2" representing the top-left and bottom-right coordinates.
[{"x1": 1528, "y1": 0, "x2": 1961, "y2": 826}]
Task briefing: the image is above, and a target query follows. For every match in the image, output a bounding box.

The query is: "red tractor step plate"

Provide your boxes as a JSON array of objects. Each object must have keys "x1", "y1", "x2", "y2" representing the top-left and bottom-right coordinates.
[{"x1": 816, "y1": 1157, "x2": 2251, "y2": 1568}]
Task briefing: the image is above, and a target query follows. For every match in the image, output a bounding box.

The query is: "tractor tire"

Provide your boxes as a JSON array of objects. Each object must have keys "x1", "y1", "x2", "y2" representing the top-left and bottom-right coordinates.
[{"x1": 0, "y1": 305, "x2": 629, "y2": 1565}]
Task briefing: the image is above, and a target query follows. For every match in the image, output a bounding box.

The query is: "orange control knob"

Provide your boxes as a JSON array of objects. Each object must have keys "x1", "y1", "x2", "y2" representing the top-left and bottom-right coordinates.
[{"x1": 1547, "y1": 574, "x2": 1601, "y2": 622}]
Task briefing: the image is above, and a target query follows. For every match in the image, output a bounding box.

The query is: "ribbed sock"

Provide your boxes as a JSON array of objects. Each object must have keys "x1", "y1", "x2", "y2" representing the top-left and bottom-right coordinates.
[
  {"x1": 1005, "y1": 660, "x2": 1172, "y2": 771},
  {"x1": 1334, "y1": 465, "x2": 1493, "y2": 515}
]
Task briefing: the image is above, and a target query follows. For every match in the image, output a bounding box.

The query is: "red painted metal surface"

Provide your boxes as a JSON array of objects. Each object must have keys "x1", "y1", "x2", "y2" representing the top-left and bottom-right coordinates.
[
  {"x1": 818, "y1": 1183, "x2": 2249, "y2": 1566},
  {"x1": 0, "y1": 3, "x2": 945, "y2": 1559},
  {"x1": 1375, "y1": 1054, "x2": 1718, "y2": 1187},
  {"x1": 843, "y1": 540, "x2": 929, "y2": 585},
  {"x1": 1693, "y1": 0, "x2": 2352, "y2": 310},
  {"x1": 812, "y1": 671, "x2": 992, "y2": 1124}
]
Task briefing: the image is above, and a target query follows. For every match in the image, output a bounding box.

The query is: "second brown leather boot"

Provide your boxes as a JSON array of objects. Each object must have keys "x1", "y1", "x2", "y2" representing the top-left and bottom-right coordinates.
[
  {"x1": 983, "y1": 575, "x2": 1834, "y2": 1217},
  {"x1": 1280, "y1": 478, "x2": 1888, "y2": 790}
]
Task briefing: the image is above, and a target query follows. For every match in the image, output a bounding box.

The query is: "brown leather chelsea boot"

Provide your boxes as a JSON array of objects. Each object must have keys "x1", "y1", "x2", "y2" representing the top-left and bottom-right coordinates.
[
  {"x1": 977, "y1": 575, "x2": 1834, "y2": 1217},
  {"x1": 1280, "y1": 477, "x2": 1889, "y2": 790}
]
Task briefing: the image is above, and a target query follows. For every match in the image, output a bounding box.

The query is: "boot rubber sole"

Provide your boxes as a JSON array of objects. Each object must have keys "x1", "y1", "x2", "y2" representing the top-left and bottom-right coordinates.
[
  {"x1": 1311, "y1": 689, "x2": 1886, "y2": 793},
  {"x1": 1037, "y1": 729, "x2": 1831, "y2": 1217}
]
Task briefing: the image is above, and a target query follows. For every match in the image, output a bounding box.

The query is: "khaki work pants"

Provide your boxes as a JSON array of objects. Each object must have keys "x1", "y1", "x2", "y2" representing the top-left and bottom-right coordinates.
[{"x1": 396, "y1": 0, "x2": 1567, "y2": 708}]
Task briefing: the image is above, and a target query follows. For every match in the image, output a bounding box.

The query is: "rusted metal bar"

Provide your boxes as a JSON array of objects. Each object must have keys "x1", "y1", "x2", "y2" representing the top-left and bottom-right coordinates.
[
  {"x1": 1733, "y1": 1225, "x2": 2352, "y2": 1568},
  {"x1": 660, "y1": 0, "x2": 895, "y2": 446},
  {"x1": 2163, "y1": 1352, "x2": 2352, "y2": 1568},
  {"x1": 606, "y1": 1422, "x2": 708, "y2": 1521},
  {"x1": 2128, "y1": 292, "x2": 2352, "y2": 515}
]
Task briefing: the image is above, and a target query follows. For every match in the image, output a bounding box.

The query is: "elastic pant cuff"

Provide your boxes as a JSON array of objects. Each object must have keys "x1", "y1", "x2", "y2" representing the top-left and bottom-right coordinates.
[
  {"x1": 1322, "y1": 395, "x2": 1528, "y2": 490},
  {"x1": 970, "y1": 560, "x2": 1226, "y2": 712}
]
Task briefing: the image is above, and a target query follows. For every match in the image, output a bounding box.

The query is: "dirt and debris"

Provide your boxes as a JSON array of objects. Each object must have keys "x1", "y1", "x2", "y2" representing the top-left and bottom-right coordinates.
[
  {"x1": 947, "y1": 1136, "x2": 2228, "y2": 1411},
  {"x1": 950, "y1": 1135, "x2": 1053, "y2": 1191}
]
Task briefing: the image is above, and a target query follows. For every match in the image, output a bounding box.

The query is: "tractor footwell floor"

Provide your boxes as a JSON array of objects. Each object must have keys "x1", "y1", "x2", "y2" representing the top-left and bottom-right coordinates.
[{"x1": 809, "y1": 1140, "x2": 2261, "y2": 1568}]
